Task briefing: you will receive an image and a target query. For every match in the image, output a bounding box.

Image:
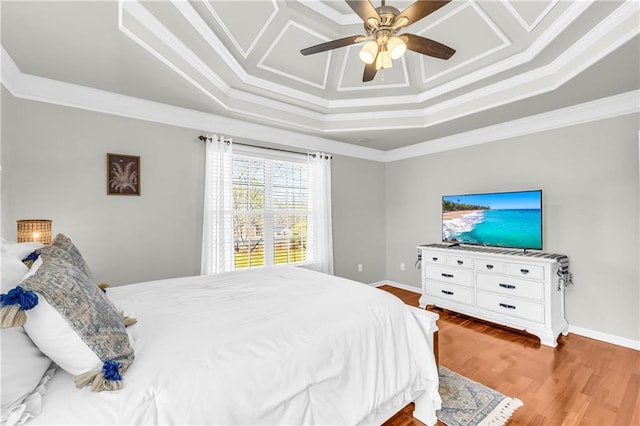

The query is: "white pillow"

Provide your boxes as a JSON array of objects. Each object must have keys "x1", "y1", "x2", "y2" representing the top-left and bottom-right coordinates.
[
  {"x1": 1, "y1": 255, "x2": 29, "y2": 292},
  {"x1": 0, "y1": 255, "x2": 52, "y2": 425},
  {"x1": 1, "y1": 242, "x2": 44, "y2": 261}
]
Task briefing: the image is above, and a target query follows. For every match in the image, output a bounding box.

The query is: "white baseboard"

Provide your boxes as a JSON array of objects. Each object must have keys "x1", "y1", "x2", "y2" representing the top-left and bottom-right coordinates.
[
  {"x1": 370, "y1": 280, "x2": 421, "y2": 294},
  {"x1": 378, "y1": 281, "x2": 640, "y2": 351},
  {"x1": 568, "y1": 325, "x2": 640, "y2": 351}
]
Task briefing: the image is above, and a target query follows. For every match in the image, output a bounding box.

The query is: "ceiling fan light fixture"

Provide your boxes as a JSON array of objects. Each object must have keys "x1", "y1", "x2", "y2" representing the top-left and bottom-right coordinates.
[
  {"x1": 376, "y1": 49, "x2": 393, "y2": 70},
  {"x1": 359, "y1": 40, "x2": 379, "y2": 64},
  {"x1": 387, "y1": 36, "x2": 406, "y2": 60}
]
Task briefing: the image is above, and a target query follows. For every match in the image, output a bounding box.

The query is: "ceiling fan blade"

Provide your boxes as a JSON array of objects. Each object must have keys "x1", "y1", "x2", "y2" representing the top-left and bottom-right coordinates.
[
  {"x1": 300, "y1": 35, "x2": 363, "y2": 55},
  {"x1": 395, "y1": 0, "x2": 451, "y2": 27},
  {"x1": 363, "y1": 61, "x2": 377, "y2": 82},
  {"x1": 346, "y1": 0, "x2": 380, "y2": 24},
  {"x1": 401, "y1": 33, "x2": 455, "y2": 59}
]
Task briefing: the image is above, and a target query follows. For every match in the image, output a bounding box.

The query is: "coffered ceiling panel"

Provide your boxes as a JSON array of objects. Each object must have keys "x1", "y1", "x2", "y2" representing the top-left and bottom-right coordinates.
[
  {"x1": 419, "y1": 2, "x2": 510, "y2": 83},
  {"x1": 202, "y1": 0, "x2": 279, "y2": 58},
  {"x1": 258, "y1": 21, "x2": 332, "y2": 89},
  {"x1": 506, "y1": 0, "x2": 557, "y2": 32}
]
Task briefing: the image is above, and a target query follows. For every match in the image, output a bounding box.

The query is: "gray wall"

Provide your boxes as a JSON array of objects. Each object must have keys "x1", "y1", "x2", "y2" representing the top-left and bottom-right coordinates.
[
  {"x1": 331, "y1": 155, "x2": 386, "y2": 283},
  {"x1": 0, "y1": 89, "x2": 387, "y2": 285},
  {"x1": 385, "y1": 114, "x2": 640, "y2": 341},
  {"x1": 3, "y1": 89, "x2": 639, "y2": 341},
  {"x1": 1, "y1": 89, "x2": 204, "y2": 285}
]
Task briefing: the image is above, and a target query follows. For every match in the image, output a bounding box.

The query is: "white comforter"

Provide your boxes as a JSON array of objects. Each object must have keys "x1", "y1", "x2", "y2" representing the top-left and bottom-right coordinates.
[{"x1": 29, "y1": 266, "x2": 440, "y2": 425}]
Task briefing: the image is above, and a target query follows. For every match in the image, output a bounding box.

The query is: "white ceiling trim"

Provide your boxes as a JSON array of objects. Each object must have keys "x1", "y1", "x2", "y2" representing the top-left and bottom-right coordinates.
[
  {"x1": 121, "y1": 1, "x2": 230, "y2": 95},
  {"x1": 297, "y1": 1, "x2": 361, "y2": 26},
  {"x1": 117, "y1": 0, "x2": 638, "y2": 137},
  {"x1": 202, "y1": 0, "x2": 279, "y2": 59},
  {"x1": 415, "y1": 0, "x2": 590, "y2": 102},
  {"x1": 419, "y1": 1, "x2": 511, "y2": 84},
  {"x1": 118, "y1": 3, "x2": 229, "y2": 109},
  {"x1": 256, "y1": 20, "x2": 332, "y2": 90},
  {"x1": 0, "y1": 48, "x2": 385, "y2": 162},
  {"x1": 122, "y1": 1, "x2": 336, "y2": 129},
  {"x1": 118, "y1": 0, "x2": 615, "y2": 123},
  {"x1": 2, "y1": 47, "x2": 636, "y2": 164},
  {"x1": 384, "y1": 90, "x2": 640, "y2": 161},
  {"x1": 166, "y1": 0, "x2": 333, "y2": 108},
  {"x1": 321, "y1": 9, "x2": 638, "y2": 133},
  {"x1": 504, "y1": 0, "x2": 559, "y2": 33}
]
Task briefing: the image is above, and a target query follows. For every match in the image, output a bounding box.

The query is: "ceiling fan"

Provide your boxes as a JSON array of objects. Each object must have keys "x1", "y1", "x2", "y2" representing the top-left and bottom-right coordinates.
[{"x1": 300, "y1": 0, "x2": 456, "y2": 82}]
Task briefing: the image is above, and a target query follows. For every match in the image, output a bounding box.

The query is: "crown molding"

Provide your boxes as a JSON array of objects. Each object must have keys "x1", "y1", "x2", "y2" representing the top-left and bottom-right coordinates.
[
  {"x1": 0, "y1": 47, "x2": 384, "y2": 162},
  {"x1": 1, "y1": 48, "x2": 637, "y2": 165},
  {"x1": 383, "y1": 90, "x2": 640, "y2": 162}
]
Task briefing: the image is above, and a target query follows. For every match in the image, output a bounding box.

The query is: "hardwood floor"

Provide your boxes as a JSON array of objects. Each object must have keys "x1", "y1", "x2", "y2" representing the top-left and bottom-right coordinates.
[{"x1": 379, "y1": 285, "x2": 640, "y2": 426}]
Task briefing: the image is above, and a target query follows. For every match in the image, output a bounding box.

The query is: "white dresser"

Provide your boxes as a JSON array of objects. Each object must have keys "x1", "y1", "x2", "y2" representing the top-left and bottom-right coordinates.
[{"x1": 418, "y1": 244, "x2": 569, "y2": 347}]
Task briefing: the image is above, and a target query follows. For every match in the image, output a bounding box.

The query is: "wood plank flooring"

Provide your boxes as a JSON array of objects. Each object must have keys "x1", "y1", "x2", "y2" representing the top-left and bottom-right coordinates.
[{"x1": 379, "y1": 285, "x2": 640, "y2": 426}]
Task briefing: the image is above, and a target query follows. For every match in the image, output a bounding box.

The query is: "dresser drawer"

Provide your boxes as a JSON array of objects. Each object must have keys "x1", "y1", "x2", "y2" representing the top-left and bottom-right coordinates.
[
  {"x1": 476, "y1": 260, "x2": 505, "y2": 274},
  {"x1": 446, "y1": 255, "x2": 474, "y2": 269},
  {"x1": 424, "y1": 266, "x2": 474, "y2": 288},
  {"x1": 424, "y1": 282, "x2": 474, "y2": 306},
  {"x1": 476, "y1": 273, "x2": 543, "y2": 301},
  {"x1": 506, "y1": 263, "x2": 544, "y2": 280},
  {"x1": 423, "y1": 252, "x2": 447, "y2": 266},
  {"x1": 476, "y1": 292, "x2": 544, "y2": 323}
]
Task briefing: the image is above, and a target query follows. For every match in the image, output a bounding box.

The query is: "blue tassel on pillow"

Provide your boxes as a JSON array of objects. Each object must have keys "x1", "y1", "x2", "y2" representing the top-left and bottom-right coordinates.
[
  {"x1": 0, "y1": 286, "x2": 38, "y2": 327},
  {"x1": 1, "y1": 286, "x2": 38, "y2": 310},
  {"x1": 102, "y1": 360, "x2": 122, "y2": 381},
  {"x1": 22, "y1": 251, "x2": 40, "y2": 263}
]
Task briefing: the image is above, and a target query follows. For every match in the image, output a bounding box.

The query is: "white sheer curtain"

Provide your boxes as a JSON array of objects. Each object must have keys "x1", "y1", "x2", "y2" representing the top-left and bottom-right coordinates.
[
  {"x1": 308, "y1": 152, "x2": 334, "y2": 275},
  {"x1": 201, "y1": 135, "x2": 234, "y2": 275}
]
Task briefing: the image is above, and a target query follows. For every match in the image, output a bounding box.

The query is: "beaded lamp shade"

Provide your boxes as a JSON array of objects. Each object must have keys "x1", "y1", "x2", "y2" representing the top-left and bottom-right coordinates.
[{"x1": 17, "y1": 220, "x2": 52, "y2": 245}]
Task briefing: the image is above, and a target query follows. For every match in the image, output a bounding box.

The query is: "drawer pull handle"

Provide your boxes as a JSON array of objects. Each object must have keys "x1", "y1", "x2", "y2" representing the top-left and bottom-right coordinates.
[
  {"x1": 432, "y1": 257, "x2": 438, "y2": 261},
  {"x1": 441, "y1": 290, "x2": 454, "y2": 295},
  {"x1": 441, "y1": 273, "x2": 454, "y2": 278},
  {"x1": 499, "y1": 283, "x2": 516, "y2": 289},
  {"x1": 486, "y1": 264, "x2": 494, "y2": 270},
  {"x1": 499, "y1": 303, "x2": 516, "y2": 310},
  {"x1": 457, "y1": 260, "x2": 464, "y2": 265},
  {"x1": 520, "y1": 268, "x2": 529, "y2": 275}
]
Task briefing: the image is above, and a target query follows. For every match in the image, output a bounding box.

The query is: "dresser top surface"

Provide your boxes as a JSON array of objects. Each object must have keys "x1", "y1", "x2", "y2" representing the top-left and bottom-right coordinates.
[{"x1": 418, "y1": 243, "x2": 567, "y2": 265}]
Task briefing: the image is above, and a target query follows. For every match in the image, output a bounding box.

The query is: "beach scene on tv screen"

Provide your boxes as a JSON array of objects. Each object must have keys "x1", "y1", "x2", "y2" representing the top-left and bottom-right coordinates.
[{"x1": 442, "y1": 191, "x2": 542, "y2": 249}]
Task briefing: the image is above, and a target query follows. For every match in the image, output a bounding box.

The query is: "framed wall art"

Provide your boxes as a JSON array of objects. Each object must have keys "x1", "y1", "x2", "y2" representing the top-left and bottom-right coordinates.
[{"x1": 107, "y1": 153, "x2": 140, "y2": 196}]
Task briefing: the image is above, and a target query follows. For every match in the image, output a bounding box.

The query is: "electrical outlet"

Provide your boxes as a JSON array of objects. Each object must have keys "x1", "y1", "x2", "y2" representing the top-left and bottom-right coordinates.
[
  {"x1": 358, "y1": 264, "x2": 363, "y2": 272},
  {"x1": 400, "y1": 262, "x2": 405, "y2": 271}
]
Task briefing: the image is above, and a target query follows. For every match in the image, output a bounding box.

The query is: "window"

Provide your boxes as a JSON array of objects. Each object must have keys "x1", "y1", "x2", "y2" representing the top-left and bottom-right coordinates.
[
  {"x1": 201, "y1": 137, "x2": 332, "y2": 276},
  {"x1": 232, "y1": 151, "x2": 311, "y2": 269}
]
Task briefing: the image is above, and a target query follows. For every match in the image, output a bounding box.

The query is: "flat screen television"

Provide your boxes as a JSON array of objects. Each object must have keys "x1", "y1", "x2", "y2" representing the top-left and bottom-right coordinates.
[{"x1": 442, "y1": 190, "x2": 542, "y2": 250}]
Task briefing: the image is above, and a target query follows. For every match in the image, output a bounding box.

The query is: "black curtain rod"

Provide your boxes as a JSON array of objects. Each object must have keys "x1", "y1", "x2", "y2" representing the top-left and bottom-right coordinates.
[{"x1": 198, "y1": 135, "x2": 331, "y2": 159}]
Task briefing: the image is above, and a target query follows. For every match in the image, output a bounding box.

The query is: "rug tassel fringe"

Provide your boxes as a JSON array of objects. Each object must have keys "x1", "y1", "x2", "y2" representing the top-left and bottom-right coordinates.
[{"x1": 478, "y1": 397, "x2": 523, "y2": 426}]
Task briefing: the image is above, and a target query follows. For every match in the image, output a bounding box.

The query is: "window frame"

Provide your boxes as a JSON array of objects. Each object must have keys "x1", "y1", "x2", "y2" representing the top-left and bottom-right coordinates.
[{"x1": 231, "y1": 145, "x2": 312, "y2": 270}]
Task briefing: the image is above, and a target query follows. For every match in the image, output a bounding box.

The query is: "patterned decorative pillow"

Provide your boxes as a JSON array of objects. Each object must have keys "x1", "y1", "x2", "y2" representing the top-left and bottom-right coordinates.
[
  {"x1": 32, "y1": 233, "x2": 93, "y2": 278},
  {"x1": 0, "y1": 256, "x2": 134, "y2": 392}
]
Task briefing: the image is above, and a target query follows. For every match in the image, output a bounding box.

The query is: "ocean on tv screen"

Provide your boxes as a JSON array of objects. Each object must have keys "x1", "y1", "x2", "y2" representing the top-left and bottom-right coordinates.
[{"x1": 442, "y1": 191, "x2": 542, "y2": 249}]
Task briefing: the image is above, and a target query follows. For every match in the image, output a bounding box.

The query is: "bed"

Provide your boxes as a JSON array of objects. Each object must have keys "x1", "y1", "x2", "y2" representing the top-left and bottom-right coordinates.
[{"x1": 1, "y1": 237, "x2": 440, "y2": 425}]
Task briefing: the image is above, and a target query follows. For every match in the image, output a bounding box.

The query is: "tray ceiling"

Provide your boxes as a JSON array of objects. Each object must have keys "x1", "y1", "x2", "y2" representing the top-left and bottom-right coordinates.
[{"x1": 1, "y1": 1, "x2": 638, "y2": 153}]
